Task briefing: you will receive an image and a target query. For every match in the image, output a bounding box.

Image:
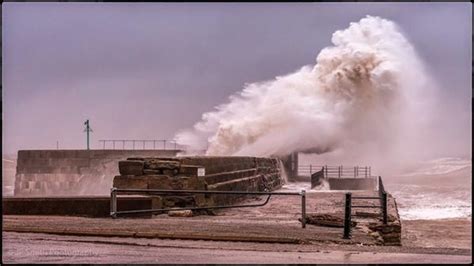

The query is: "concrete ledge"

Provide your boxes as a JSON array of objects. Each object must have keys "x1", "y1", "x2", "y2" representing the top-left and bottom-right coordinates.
[
  {"x1": 2, "y1": 196, "x2": 157, "y2": 218},
  {"x1": 328, "y1": 177, "x2": 377, "y2": 190}
]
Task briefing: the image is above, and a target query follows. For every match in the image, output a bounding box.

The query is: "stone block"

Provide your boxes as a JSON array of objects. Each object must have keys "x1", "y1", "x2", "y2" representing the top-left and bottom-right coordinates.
[
  {"x1": 147, "y1": 175, "x2": 174, "y2": 190},
  {"x1": 168, "y1": 210, "x2": 193, "y2": 217},
  {"x1": 119, "y1": 160, "x2": 144, "y2": 176},
  {"x1": 113, "y1": 175, "x2": 148, "y2": 189},
  {"x1": 178, "y1": 165, "x2": 202, "y2": 177},
  {"x1": 163, "y1": 169, "x2": 178, "y2": 176}
]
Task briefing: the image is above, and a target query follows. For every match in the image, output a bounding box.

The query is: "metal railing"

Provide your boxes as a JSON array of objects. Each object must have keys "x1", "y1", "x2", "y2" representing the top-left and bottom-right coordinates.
[
  {"x1": 342, "y1": 176, "x2": 388, "y2": 239},
  {"x1": 298, "y1": 165, "x2": 372, "y2": 178},
  {"x1": 110, "y1": 188, "x2": 307, "y2": 228},
  {"x1": 99, "y1": 139, "x2": 185, "y2": 150}
]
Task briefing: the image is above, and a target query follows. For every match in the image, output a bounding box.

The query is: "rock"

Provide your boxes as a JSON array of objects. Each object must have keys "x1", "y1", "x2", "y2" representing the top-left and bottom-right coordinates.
[
  {"x1": 178, "y1": 165, "x2": 203, "y2": 177},
  {"x1": 144, "y1": 159, "x2": 180, "y2": 171},
  {"x1": 143, "y1": 169, "x2": 161, "y2": 175},
  {"x1": 168, "y1": 210, "x2": 193, "y2": 217},
  {"x1": 300, "y1": 214, "x2": 357, "y2": 228},
  {"x1": 118, "y1": 160, "x2": 144, "y2": 176},
  {"x1": 147, "y1": 175, "x2": 174, "y2": 190},
  {"x1": 162, "y1": 196, "x2": 196, "y2": 207},
  {"x1": 163, "y1": 169, "x2": 178, "y2": 176}
]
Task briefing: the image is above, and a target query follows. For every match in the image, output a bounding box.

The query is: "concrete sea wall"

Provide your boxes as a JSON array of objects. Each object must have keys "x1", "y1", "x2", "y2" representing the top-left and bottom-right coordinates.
[
  {"x1": 114, "y1": 156, "x2": 284, "y2": 208},
  {"x1": 14, "y1": 150, "x2": 180, "y2": 196}
]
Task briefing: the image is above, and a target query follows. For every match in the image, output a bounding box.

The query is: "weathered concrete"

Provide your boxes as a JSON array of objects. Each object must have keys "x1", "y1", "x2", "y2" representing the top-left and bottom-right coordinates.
[
  {"x1": 14, "y1": 150, "x2": 180, "y2": 196},
  {"x1": 328, "y1": 177, "x2": 377, "y2": 190},
  {"x1": 3, "y1": 231, "x2": 471, "y2": 264},
  {"x1": 2, "y1": 196, "x2": 162, "y2": 218}
]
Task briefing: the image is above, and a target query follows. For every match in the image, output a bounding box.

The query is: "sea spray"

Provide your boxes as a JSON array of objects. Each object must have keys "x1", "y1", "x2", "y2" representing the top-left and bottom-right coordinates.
[
  {"x1": 175, "y1": 16, "x2": 436, "y2": 165},
  {"x1": 278, "y1": 160, "x2": 288, "y2": 184}
]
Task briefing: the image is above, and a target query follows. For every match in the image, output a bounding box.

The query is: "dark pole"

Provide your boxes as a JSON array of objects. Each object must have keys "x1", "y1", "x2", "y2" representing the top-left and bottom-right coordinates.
[
  {"x1": 382, "y1": 192, "x2": 388, "y2": 225},
  {"x1": 301, "y1": 190, "x2": 306, "y2": 228},
  {"x1": 84, "y1": 120, "x2": 92, "y2": 150},
  {"x1": 343, "y1": 192, "x2": 352, "y2": 239}
]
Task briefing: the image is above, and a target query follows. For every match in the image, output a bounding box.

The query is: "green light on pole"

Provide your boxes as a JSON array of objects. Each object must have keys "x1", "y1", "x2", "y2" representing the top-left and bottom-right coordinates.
[{"x1": 84, "y1": 119, "x2": 93, "y2": 150}]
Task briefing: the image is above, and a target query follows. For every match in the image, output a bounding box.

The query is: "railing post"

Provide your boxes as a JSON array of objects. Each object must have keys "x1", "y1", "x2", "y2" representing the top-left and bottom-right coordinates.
[
  {"x1": 382, "y1": 192, "x2": 388, "y2": 225},
  {"x1": 110, "y1": 187, "x2": 117, "y2": 219},
  {"x1": 309, "y1": 164, "x2": 312, "y2": 175},
  {"x1": 343, "y1": 192, "x2": 352, "y2": 239},
  {"x1": 354, "y1": 166, "x2": 356, "y2": 178},
  {"x1": 301, "y1": 190, "x2": 306, "y2": 228}
]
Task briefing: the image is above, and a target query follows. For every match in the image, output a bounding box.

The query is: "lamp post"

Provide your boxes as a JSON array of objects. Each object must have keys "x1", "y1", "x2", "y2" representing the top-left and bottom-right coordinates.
[{"x1": 84, "y1": 119, "x2": 93, "y2": 150}]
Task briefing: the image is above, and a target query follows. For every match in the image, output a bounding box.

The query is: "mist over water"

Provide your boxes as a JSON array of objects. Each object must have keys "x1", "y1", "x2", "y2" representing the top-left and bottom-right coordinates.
[{"x1": 175, "y1": 16, "x2": 437, "y2": 171}]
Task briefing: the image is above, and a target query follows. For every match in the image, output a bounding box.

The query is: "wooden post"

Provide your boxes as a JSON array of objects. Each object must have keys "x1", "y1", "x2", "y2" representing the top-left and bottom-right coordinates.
[
  {"x1": 343, "y1": 193, "x2": 352, "y2": 239},
  {"x1": 301, "y1": 190, "x2": 306, "y2": 228}
]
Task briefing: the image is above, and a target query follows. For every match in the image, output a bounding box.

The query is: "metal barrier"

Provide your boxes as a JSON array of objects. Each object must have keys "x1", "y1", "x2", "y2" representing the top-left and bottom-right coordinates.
[
  {"x1": 110, "y1": 188, "x2": 307, "y2": 228},
  {"x1": 298, "y1": 165, "x2": 372, "y2": 178},
  {"x1": 99, "y1": 139, "x2": 185, "y2": 150},
  {"x1": 342, "y1": 176, "x2": 388, "y2": 239},
  {"x1": 310, "y1": 167, "x2": 325, "y2": 189}
]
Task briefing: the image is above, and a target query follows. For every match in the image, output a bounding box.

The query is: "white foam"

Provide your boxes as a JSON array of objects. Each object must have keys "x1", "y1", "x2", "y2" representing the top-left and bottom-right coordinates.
[
  {"x1": 400, "y1": 206, "x2": 472, "y2": 220},
  {"x1": 175, "y1": 16, "x2": 436, "y2": 162}
]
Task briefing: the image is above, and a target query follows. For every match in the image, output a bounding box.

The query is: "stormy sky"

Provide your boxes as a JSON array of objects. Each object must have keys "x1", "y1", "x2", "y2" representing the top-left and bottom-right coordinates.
[{"x1": 2, "y1": 2, "x2": 471, "y2": 156}]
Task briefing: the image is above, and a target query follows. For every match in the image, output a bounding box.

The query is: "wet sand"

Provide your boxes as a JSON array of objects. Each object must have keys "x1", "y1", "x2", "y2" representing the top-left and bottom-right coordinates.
[
  {"x1": 2, "y1": 230, "x2": 471, "y2": 264},
  {"x1": 2, "y1": 216, "x2": 471, "y2": 263},
  {"x1": 401, "y1": 218, "x2": 472, "y2": 250}
]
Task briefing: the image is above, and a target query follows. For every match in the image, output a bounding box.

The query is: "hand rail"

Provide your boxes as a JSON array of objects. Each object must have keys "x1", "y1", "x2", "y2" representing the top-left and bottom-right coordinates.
[
  {"x1": 299, "y1": 165, "x2": 372, "y2": 178},
  {"x1": 342, "y1": 176, "x2": 388, "y2": 239},
  {"x1": 110, "y1": 188, "x2": 307, "y2": 228}
]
